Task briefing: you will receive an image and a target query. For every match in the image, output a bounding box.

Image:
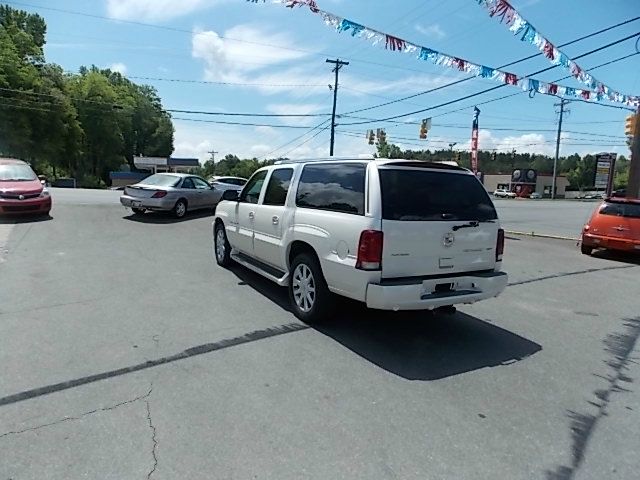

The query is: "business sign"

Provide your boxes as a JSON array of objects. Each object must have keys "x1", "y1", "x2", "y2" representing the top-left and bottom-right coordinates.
[{"x1": 594, "y1": 152, "x2": 617, "y2": 191}]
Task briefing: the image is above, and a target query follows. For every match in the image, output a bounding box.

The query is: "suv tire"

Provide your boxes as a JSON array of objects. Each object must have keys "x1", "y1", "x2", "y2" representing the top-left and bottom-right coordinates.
[
  {"x1": 214, "y1": 223, "x2": 232, "y2": 267},
  {"x1": 289, "y1": 253, "x2": 331, "y2": 323}
]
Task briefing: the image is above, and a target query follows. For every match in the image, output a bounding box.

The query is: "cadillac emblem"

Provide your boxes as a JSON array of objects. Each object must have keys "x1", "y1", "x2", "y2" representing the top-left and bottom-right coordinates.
[
  {"x1": 443, "y1": 232, "x2": 455, "y2": 247},
  {"x1": 18, "y1": 194, "x2": 24, "y2": 200}
]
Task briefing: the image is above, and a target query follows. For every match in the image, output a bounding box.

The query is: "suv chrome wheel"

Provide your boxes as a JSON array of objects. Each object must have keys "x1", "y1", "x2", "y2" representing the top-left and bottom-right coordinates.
[
  {"x1": 292, "y1": 264, "x2": 315, "y2": 313},
  {"x1": 215, "y1": 229, "x2": 226, "y2": 261}
]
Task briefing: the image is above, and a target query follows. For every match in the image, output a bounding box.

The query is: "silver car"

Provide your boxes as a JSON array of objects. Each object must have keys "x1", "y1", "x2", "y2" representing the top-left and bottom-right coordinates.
[
  {"x1": 120, "y1": 173, "x2": 222, "y2": 218},
  {"x1": 208, "y1": 176, "x2": 247, "y2": 194}
]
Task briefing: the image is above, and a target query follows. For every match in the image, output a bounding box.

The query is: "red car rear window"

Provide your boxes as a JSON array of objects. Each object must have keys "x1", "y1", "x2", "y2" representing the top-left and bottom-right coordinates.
[{"x1": 599, "y1": 201, "x2": 640, "y2": 219}]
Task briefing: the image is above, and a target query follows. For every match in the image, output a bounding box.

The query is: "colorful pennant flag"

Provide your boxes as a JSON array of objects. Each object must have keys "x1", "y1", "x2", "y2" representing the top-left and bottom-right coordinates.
[
  {"x1": 246, "y1": 0, "x2": 639, "y2": 107},
  {"x1": 475, "y1": 0, "x2": 637, "y2": 106}
]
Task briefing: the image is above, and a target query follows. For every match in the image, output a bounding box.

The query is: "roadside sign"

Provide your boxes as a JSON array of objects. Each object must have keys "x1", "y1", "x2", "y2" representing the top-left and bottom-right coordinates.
[{"x1": 594, "y1": 153, "x2": 617, "y2": 195}]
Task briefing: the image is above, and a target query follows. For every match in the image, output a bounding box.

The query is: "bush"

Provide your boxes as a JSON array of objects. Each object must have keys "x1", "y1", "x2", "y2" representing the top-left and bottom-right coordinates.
[{"x1": 77, "y1": 175, "x2": 106, "y2": 189}]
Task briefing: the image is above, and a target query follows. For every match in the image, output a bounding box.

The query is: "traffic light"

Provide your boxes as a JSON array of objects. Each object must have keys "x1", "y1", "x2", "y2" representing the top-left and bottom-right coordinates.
[
  {"x1": 492, "y1": 151, "x2": 497, "y2": 161},
  {"x1": 419, "y1": 118, "x2": 432, "y2": 139},
  {"x1": 377, "y1": 128, "x2": 387, "y2": 145},
  {"x1": 455, "y1": 151, "x2": 461, "y2": 162},
  {"x1": 625, "y1": 114, "x2": 637, "y2": 138},
  {"x1": 367, "y1": 130, "x2": 375, "y2": 145}
]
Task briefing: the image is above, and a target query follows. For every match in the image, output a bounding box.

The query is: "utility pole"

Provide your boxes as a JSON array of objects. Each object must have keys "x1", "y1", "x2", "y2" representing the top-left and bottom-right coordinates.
[
  {"x1": 208, "y1": 150, "x2": 218, "y2": 163},
  {"x1": 449, "y1": 142, "x2": 457, "y2": 162},
  {"x1": 627, "y1": 108, "x2": 640, "y2": 199},
  {"x1": 326, "y1": 58, "x2": 349, "y2": 156},
  {"x1": 552, "y1": 99, "x2": 569, "y2": 199}
]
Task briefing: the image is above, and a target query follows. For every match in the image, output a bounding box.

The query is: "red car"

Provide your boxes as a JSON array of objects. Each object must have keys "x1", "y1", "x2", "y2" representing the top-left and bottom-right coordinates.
[
  {"x1": 581, "y1": 197, "x2": 640, "y2": 255},
  {"x1": 0, "y1": 158, "x2": 52, "y2": 216}
]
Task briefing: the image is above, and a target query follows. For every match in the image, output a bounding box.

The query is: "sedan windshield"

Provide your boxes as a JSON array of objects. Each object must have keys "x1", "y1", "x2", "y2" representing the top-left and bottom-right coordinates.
[
  {"x1": 0, "y1": 164, "x2": 37, "y2": 181},
  {"x1": 139, "y1": 174, "x2": 181, "y2": 188}
]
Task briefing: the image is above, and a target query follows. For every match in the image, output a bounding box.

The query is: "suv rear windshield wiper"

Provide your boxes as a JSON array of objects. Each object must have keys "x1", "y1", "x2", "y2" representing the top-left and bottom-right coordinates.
[{"x1": 452, "y1": 219, "x2": 495, "y2": 231}]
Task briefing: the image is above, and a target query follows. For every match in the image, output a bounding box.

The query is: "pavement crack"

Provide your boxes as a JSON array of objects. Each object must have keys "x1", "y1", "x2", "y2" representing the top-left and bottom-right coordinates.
[
  {"x1": 546, "y1": 317, "x2": 640, "y2": 480},
  {"x1": 508, "y1": 265, "x2": 636, "y2": 287},
  {"x1": 0, "y1": 384, "x2": 153, "y2": 439},
  {"x1": 145, "y1": 399, "x2": 158, "y2": 479}
]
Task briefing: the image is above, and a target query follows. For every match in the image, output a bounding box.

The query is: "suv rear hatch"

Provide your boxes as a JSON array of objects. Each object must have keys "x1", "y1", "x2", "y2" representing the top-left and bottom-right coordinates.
[{"x1": 378, "y1": 165, "x2": 500, "y2": 278}]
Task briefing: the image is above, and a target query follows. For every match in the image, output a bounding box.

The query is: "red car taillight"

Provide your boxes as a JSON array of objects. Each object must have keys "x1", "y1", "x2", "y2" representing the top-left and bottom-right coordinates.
[
  {"x1": 152, "y1": 191, "x2": 167, "y2": 198},
  {"x1": 356, "y1": 230, "x2": 383, "y2": 271},
  {"x1": 496, "y1": 228, "x2": 505, "y2": 262}
]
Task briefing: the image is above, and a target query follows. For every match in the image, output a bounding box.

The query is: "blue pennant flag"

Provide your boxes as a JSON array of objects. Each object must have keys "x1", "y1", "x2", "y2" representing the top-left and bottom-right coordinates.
[
  {"x1": 337, "y1": 19, "x2": 365, "y2": 36},
  {"x1": 480, "y1": 66, "x2": 495, "y2": 78},
  {"x1": 520, "y1": 24, "x2": 536, "y2": 43},
  {"x1": 419, "y1": 47, "x2": 438, "y2": 62}
]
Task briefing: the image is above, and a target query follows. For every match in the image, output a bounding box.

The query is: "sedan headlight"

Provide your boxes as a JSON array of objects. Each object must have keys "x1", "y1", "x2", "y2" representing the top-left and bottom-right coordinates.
[{"x1": 40, "y1": 188, "x2": 50, "y2": 197}]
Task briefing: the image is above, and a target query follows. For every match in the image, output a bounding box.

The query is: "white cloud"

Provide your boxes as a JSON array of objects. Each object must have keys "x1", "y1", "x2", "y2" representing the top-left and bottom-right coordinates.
[
  {"x1": 191, "y1": 25, "x2": 312, "y2": 82},
  {"x1": 415, "y1": 23, "x2": 446, "y2": 40},
  {"x1": 109, "y1": 62, "x2": 127, "y2": 74},
  {"x1": 106, "y1": 0, "x2": 217, "y2": 22}
]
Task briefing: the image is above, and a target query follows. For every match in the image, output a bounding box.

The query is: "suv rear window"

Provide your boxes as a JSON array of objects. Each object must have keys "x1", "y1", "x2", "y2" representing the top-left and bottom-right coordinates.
[
  {"x1": 600, "y1": 201, "x2": 640, "y2": 219},
  {"x1": 379, "y1": 168, "x2": 497, "y2": 221},
  {"x1": 296, "y1": 163, "x2": 365, "y2": 215}
]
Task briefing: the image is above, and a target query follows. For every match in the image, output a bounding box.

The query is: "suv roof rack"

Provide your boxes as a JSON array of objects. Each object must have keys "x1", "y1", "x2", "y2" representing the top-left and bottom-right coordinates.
[
  {"x1": 383, "y1": 160, "x2": 468, "y2": 172},
  {"x1": 273, "y1": 155, "x2": 375, "y2": 165}
]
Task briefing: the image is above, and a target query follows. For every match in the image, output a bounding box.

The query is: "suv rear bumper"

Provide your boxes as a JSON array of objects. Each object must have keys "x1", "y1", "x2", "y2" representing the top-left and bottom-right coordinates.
[{"x1": 365, "y1": 271, "x2": 508, "y2": 311}]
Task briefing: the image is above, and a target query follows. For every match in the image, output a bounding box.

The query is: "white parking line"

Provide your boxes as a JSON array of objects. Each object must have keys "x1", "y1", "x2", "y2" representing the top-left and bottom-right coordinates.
[{"x1": 0, "y1": 223, "x2": 14, "y2": 262}]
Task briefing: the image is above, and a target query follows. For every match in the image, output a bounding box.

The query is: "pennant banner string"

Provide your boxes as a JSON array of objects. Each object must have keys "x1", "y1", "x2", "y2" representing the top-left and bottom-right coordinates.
[
  {"x1": 246, "y1": 0, "x2": 638, "y2": 107},
  {"x1": 475, "y1": 0, "x2": 637, "y2": 104}
]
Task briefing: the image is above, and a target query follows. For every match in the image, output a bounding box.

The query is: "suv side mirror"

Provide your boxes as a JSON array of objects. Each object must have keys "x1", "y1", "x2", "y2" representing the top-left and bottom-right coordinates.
[{"x1": 222, "y1": 189, "x2": 239, "y2": 201}]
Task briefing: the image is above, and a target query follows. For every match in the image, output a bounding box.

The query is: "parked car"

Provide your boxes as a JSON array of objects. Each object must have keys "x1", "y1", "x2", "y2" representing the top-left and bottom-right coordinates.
[
  {"x1": 611, "y1": 189, "x2": 626, "y2": 198},
  {"x1": 120, "y1": 173, "x2": 220, "y2": 218},
  {"x1": 213, "y1": 159, "x2": 508, "y2": 322},
  {"x1": 208, "y1": 176, "x2": 247, "y2": 193},
  {"x1": 0, "y1": 158, "x2": 51, "y2": 216},
  {"x1": 493, "y1": 188, "x2": 516, "y2": 198},
  {"x1": 529, "y1": 192, "x2": 542, "y2": 199},
  {"x1": 581, "y1": 198, "x2": 640, "y2": 255}
]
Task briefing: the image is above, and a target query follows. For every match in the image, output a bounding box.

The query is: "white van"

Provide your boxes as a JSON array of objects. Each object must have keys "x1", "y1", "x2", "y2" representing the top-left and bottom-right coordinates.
[{"x1": 213, "y1": 158, "x2": 507, "y2": 322}]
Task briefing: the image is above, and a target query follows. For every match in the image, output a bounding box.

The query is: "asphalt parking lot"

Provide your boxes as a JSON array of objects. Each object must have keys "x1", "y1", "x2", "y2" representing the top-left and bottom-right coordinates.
[{"x1": 1, "y1": 190, "x2": 639, "y2": 480}]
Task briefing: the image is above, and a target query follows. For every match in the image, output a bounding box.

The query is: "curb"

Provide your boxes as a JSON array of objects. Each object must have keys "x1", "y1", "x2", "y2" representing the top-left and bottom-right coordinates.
[{"x1": 505, "y1": 230, "x2": 579, "y2": 242}]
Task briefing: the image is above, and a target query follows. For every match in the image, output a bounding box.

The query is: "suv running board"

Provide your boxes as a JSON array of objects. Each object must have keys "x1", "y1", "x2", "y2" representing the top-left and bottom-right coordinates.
[{"x1": 231, "y1": 252, "x2": 290, "y2": 287}]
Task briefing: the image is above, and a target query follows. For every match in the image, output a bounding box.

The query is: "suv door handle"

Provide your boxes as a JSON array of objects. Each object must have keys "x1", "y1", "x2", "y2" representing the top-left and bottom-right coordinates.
[
  {"x1": 248, "y1": 212, "x2": 255, "y2": 219},
  {"x1": 272, "y1": 216, "x2": 279, "y2": 225}
]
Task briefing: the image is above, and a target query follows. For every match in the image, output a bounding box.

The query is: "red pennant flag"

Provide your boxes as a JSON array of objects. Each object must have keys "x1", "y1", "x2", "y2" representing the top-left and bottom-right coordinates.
[{"x1": 385, "y1": 35, "x2": 406, "y2": 51}]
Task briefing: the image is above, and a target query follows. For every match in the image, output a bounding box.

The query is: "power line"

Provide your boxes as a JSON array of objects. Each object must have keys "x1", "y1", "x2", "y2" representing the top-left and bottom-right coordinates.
[
  {"x1": 167, "y1": 109, "x2": 330, "y2": 117},
  {"x1": 260, "y1": 120, "x2": 332, "y2": 159},
  {"x1": 340, "y1": 19, "x2": 640, "y2": 116},
  {"x1": 280, "y1": 126, "x2": 330, "y2": 158},
  {"x1": 170, "y1": 117, "x2": 328, "y2": 129},
  {"x1": 126, "y1": 76, "x2": 327, "y2": 88}
]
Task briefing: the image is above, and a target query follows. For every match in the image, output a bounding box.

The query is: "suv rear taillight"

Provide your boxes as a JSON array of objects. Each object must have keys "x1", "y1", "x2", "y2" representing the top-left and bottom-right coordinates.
[
  {"x1": 152, "y1": 191, "x2": 167, "y2": 198},
  {"x1": 496, "y1": 228, "x2": 505, "y2": 262},
  {"x1": 356, "y1": 230, "x2": 383, "y2": 271}
]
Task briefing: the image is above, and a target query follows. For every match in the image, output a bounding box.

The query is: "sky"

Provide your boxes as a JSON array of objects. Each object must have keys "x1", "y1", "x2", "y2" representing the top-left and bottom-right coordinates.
[{"x1": 8, "y1": 0, "x2": 640, "y2": 162}]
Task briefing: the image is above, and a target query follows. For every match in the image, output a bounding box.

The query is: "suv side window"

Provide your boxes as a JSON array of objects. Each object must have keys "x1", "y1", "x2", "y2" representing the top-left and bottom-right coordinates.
[
  {"x1": 240, "y1": 170, "x2": 268, "y2": 204},
  {"x1": 296, "y1": 163, "x2": 365, "y2": 215},
  {"x1": 263, "y1": 168, "x2": 294, "y2": 206}
]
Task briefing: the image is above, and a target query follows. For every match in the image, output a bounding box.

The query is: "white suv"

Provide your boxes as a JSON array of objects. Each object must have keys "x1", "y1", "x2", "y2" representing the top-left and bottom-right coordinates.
[{"x1": 213, "y1": 159, "x2": 508, "y2": 322}]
